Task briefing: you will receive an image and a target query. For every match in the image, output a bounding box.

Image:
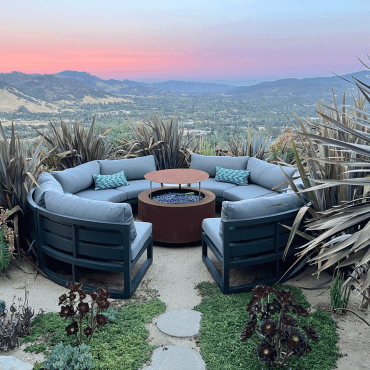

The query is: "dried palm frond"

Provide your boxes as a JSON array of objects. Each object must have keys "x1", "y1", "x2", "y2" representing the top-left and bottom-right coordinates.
[{"x1": 281, "y1": 68, "x2": 370, "y2": 302}]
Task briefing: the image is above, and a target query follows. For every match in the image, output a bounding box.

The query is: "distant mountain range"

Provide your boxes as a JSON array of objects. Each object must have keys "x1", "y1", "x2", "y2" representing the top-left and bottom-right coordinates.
[
  {"x1": 53, "y1": 69, "x2": 369, "y2": 96},
  {"x1": 227, "y1": 71, "x2": 370, "y2": 98},
  {"x1": 0, "y1": 69, "x2": 368, "y2": 113}
]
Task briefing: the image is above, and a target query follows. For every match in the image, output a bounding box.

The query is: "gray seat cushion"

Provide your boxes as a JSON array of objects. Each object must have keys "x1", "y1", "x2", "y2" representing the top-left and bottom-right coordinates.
[
  {"x1": 219, "y1": 193, "x2": 305, "y2": 237},
  {"x1": 131, "y1": 221, "x2": 152, "y2": 260},
  {"x1": 74, "y1": 187, "x2": 128, "y2": 203},
  {"x1": 52, "y1": 161, "x2": 100, "y2": 194},
  {"x1": 44, "y1": 191, "x2": 137, "y2": 241},
  {"x1": 190, "y1": 154, "x2": 250, "y2": 177},
  {"x1": 190, "y1": 178, "x2": 237, "y2": 198},
  {"x1": 223, "y1": 184, "x2": 280, "y2": 201},
  {"x1": 116, "y1": 179, "x2": 161, "y2": 200},
  {"x1": 99, "y1": 155, "x2": 156, "y2": 180},
  {"x1": 202, "y1": 218, "x2": 223, "y2": 255},
  {"x1": 34, "y1": 173, "x2": 63, "y2": 207},
  {"x1": 247, "y1": 157, "x2": 295, "y2": 191}
]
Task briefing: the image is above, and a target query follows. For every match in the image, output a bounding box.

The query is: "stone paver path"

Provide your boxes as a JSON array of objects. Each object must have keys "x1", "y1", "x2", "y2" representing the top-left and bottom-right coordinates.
[
  {"x1": 146, "y1": 308, "x2": 205, "y2": 368},
  {"x1": 0, "y1": 356, "x2": 33, "y2": 370},
  {"x1": 156, "y1": 309, "x2": 202, "y2": 337},
  {"x1": 146, "y1": 346, "x2": 206, "y2": 370}
]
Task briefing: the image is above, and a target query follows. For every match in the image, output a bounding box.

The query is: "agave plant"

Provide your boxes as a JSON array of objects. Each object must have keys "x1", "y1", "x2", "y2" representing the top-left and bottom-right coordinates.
[
  {"x1": 124, "y1": 113, "x2": 199, "y2": 169},
  {"x1": 34, "y1": 116, "x2": 111, "y2": 169},
  {"x1": 280, "y1": 63, "x2": 370, "y2": 307},
  {"x1": 227, "y1": 123, "x2": 272, "y2": 160}
]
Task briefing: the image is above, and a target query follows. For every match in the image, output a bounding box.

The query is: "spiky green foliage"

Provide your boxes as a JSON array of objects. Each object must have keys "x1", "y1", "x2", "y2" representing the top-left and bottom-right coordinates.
[
  {"x1": 34, "y1": 116, "x2": 111, "y2": 169},
  {"x1": 281, "y1": 62, "x2": 370, "y2": 303},
  {"x1": 0, "y1": 239, "x2": 10, "y2": 271},
  {"x1": 125, "y1": 113, "x2": 199, "y2": 169},
  {"x1": 227, "y1": 123, "x2": 271, "y2": 160},
  {"x1": 0, "y1": 121, "x2": 42, "y2": 210},
  {"x1": 330, "y1": 269, "x2": 351, "y2": 313}
]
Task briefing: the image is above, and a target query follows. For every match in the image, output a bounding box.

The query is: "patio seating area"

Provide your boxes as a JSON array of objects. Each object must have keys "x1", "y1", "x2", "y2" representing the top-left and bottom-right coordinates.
[
  {"x1": 2, "y1": 94, "x2": 370, "y2": 369},
  {"x1": 27, "y1": 154, "x2": 306, "y2": 298}
]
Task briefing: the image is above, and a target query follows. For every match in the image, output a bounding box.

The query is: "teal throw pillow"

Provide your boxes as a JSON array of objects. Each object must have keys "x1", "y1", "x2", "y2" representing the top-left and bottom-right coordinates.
[
  {"x1": 92, "y1": 171, "x2": 129, "y2": 190},
  {"x1": 215, "y1": 166, "x2": 250, "y2": 186}
]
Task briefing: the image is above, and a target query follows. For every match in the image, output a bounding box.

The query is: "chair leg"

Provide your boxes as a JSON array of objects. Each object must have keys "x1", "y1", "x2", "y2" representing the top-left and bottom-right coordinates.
[
  {"x1": 222, "y1": 264, "x2": 230, "y2": 294},
  {"x1": 123, "y1": 261, "x2": 132, "y2": 299},
  {"x1": 202, "y1": 236, "x2": 208, "y2": 258},
  {"x1": 147, "y1": 237, "x2": 153, "y2": 260},
  {"x1": 275, "y1": 259, "x2": 280, "y2": 279},
  {"x1": 72, "y1": 264, "x2": 80, "y2": 283}
]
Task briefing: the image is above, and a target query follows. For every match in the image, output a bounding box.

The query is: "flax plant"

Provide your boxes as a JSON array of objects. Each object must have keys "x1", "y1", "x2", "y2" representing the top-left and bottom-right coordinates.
[
  {"x1": 227, "y1": 123, "x2": 272, "y2": 159},
  {"x1": 34, "y1": 116, "x2": 111, "y2": 169},
  {"x1": 280, "y1": 64, "x2": 370, "y2": 306},
  {"x1": 0, "y1": 121, "x2": 42, "y2": 211},
  {"x1": 124, "y1": 112, "x2": 200, "y2": 169}
]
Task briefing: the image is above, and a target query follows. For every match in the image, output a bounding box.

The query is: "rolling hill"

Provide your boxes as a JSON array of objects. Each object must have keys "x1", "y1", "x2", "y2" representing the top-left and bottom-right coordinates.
[
  {"x1": 0, "y1": 72, "x2": 132, "y2": 112},
  {"x1": 54, "y1": 70, "x2": 159, "y2": 96}
]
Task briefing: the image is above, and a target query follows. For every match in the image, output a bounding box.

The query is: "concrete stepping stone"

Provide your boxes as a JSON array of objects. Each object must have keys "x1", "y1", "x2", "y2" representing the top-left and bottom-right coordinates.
[
  {"x1": 146, "y1": 346, "x2": 206, "y2": 370},
  {"x1": 156, "y1": 309, "x2": 202, "y2": 337},
  {"x1": 0, "y1": 356, "x2": 33, "y2": 370}
]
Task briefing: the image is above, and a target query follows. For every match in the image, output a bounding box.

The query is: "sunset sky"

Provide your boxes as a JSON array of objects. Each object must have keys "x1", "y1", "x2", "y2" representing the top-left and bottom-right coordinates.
[{"x1": 1, "y1": 0, "x2": 369, "y2": 84}]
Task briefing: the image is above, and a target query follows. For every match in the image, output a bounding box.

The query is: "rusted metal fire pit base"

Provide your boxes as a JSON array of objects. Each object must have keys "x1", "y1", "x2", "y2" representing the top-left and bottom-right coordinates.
[{"x1": 138, "y1": 187, "x2": 215, "y2": 243}]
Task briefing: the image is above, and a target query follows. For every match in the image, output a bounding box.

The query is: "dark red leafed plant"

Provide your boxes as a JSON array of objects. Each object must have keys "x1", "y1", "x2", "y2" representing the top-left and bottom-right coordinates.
[
  {"x1": 240, "y1": 285, "x2": 319, "y2": 368},
  {"x1": 59, "y1": 282, "x2": 110, "y2": 345}
]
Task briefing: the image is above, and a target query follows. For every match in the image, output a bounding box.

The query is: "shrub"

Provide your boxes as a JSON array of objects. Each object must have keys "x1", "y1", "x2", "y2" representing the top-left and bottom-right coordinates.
[
  {"x1": 0, "y1": 121, "x2": 42, "y2": 210},
  {"x1": 125, "y1": 112, "x2": 199, "y2": 169},
  {"x1": 227, "y1": 123, "x2": 272, "y2": 160},
  {"x1": 0, "y1": 208, "x2": 15, "y2": 270},
  {"x1": 269, "y1": 126, "x2": 296, "y2": 163},
  {"x1": 43, "y1": 342, "x2": 95, "y2": 370},
  {"x1": 34, "y1": 116, "x2": 111, "y2": 169},
  {"x1": 0, "y1": 290, "x2": 34, "y2": 351}
]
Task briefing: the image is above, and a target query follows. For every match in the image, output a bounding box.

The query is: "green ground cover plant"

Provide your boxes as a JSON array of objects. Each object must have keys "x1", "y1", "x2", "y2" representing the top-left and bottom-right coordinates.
[
  {"x1": 194, "y1": 282, "x2": 340, "y2": 370},
  {"x1": 21, "y1": 297, "x2": 166, "y2": 370}
]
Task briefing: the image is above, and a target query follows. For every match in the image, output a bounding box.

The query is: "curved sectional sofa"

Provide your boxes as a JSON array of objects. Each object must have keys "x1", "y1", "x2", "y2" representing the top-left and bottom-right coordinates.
[{"x1": 27, "y1": 154, "x2": 305, "y2": 298}]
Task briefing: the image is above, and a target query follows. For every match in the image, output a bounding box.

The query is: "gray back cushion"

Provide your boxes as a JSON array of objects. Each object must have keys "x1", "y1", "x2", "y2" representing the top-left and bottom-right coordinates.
[
  {"x1": 99, "y1": 155, "x2": 156, "y2": 180},
  {"x1": 219, "y1": 193, "x2": 304, "y2": 237},
  {"x1": 52, "y1": 161, "x2": 100, "y2": 194},
  {"x1": 190, "y1": 154, "x2": 250, "y2": 178},
  {"x1": 34, "y1": 172, "x2": 63, "y2": 207},
  {"x1": 247, "y1": 157, "x2": 295, "y2": 191},
  {"x1": 44, "y1": 191, "x2": 137, "y2": 241},
  {"x1": 287, "y1": 171, "x2": 305, "y2": 191}
]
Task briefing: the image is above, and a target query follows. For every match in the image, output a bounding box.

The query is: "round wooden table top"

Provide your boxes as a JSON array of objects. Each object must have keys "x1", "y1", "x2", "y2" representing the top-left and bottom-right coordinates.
[{"x1": 144, "y1": 169, "x2": 209, "y2": 184}]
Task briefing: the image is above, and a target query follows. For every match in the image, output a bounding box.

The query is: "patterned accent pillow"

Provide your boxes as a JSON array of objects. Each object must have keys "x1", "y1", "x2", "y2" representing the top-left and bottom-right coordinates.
[
  {"x1": 92, "y1": 171, "x2": 129, "y2": 190},
  {"x1": 214, "y1": 166, "x2": 250, "y2": 186}
]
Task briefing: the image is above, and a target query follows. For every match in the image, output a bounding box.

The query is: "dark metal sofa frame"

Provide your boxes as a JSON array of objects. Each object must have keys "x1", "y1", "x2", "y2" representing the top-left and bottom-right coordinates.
[
  {"x1": 27, "y1": 188, "x2": 153, "y2": 299},
  {"x1": 202, "y1": 208, "x2": 303, "y2": 294}
]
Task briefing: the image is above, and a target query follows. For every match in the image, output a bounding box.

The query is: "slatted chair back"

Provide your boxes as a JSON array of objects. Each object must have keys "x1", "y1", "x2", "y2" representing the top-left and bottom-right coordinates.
[
  {"x1": 203, "y1": 208, "x2": 303, "y2": 294},
  {"x1": 37, "y1": 208, "x2": 131, "y2": 262}
]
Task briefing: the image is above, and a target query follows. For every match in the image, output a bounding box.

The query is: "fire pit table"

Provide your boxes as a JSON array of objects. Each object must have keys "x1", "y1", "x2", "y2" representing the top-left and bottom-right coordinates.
[{"x1": 138, "y1": 169, "x2": 215, "y2": 243}]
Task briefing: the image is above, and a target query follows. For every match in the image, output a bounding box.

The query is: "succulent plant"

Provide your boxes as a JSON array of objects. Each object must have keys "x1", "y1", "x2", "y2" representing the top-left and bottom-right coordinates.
[
  {"x1": 240, "y1": 284, "x2": 319, "y2": 367},
  {"x1": 58, "y1": 282, "x2": 111, "y2": 346},
  {"x1": 0, "y1": 290, "x2": 34, "y2": 351}
]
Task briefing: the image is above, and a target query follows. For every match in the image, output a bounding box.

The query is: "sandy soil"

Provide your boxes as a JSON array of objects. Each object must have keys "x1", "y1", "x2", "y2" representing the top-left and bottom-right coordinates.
[{"x1": 1, "y1": 244, "x2": 369, "y2": 369}]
